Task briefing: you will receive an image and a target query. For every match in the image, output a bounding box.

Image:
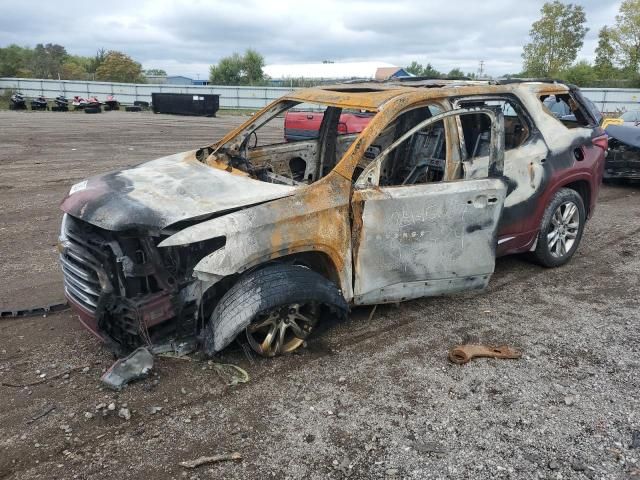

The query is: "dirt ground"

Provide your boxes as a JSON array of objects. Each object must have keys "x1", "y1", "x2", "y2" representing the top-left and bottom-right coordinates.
[{"x1": 1, "y1": 110, "x2": 639, "y2": 480}]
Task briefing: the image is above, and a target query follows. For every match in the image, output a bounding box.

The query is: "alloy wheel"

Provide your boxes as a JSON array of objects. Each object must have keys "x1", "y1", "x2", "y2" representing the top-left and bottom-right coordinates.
[
  {"x1": 547, "y1": 201, "x2": 580, "y2": 258},
  {"x1": 246, "y1": 303, "x2": 318, "y2": 357}
]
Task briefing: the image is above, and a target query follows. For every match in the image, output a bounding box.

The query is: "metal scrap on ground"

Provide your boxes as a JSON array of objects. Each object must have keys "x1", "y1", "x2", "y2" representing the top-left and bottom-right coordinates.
[
  {"x1": 101, "y1": 347, "x2": 154, "y2": 390},
  {"x1": 179, "y1": 452, "x2": 242, "y2": 468},
  {"x1": 211, "y1": 362, "x2": 250, "y2": 386},
  {"x1": 448, "y1": 344, "x2": 522, "y2": 365}
]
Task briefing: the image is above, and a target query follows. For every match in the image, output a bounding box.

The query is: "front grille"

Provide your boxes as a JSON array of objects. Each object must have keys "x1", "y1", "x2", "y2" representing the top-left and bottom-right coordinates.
[
  {"x1": 58, "y1": 214, "x2": 202, "y2": 353},
  {"x1": 59, "y1": 214, "x2": 112, "y2": 314}
]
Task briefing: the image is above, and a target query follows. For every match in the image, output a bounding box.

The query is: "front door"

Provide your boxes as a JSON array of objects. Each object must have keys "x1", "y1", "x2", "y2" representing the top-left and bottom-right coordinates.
[{"x1": 351, "y1": 108, "x2": 508, "y2": 305}]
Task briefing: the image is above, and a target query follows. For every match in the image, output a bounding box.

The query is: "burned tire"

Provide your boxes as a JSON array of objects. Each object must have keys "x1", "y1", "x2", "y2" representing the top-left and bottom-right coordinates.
[
  {"x1": 203, "y1": 264, "x2": 348, "y2": 357},
  {"x1": 84, "y1": 107, "x2": 101, "y2": 114},
  {"x1": 532, "y1": 188, "x2": 586, "y2": 268}
]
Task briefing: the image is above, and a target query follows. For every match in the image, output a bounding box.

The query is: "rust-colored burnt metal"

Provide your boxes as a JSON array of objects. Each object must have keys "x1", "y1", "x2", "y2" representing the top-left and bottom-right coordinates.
[{"x1": 448, "y1": 344, "x2": 522, "y2": 365}]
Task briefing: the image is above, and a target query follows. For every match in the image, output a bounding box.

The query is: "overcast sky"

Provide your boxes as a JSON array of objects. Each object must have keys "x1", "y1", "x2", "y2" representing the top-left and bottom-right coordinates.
[{"x1": 0, "y1": 0, "x2": 622, "y2": 78}]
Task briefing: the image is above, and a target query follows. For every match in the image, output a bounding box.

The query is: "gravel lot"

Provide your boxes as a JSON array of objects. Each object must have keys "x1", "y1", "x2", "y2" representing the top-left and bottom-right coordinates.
[{"x1": 0, "y1": 110, "x2": 639, "y2": 480}]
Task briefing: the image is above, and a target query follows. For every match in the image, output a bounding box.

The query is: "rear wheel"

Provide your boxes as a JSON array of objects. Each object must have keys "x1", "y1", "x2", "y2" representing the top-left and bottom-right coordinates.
[{"x1": 532, "y1": 188, "x2": 585, "y2": 267}]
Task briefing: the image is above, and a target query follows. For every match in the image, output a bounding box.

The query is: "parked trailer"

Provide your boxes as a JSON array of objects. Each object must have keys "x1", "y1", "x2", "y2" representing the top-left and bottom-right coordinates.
[{"x1": 151, "y1": 93, "x2": 220, "y2": 117}]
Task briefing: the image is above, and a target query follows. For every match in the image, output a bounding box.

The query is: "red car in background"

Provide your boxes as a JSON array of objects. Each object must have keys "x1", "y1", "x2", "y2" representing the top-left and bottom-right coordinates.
[{"x1": 285, "y1": 110, "x2": 373, "y2": 141}]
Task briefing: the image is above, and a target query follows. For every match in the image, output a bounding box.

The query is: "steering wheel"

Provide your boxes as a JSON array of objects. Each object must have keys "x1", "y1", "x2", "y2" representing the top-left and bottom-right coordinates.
[
  {"x1": 248, "y1": 131, "x2": 258, "y2": 149},
  {"x1": 234, "y1": 131, "x2": 258, "y2": 167}
]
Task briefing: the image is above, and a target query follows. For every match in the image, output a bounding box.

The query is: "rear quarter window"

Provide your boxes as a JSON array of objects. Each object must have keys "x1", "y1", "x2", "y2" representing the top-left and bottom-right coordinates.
[{"x1": 539, "y1": 93, "x2": 593, "y2": 129}]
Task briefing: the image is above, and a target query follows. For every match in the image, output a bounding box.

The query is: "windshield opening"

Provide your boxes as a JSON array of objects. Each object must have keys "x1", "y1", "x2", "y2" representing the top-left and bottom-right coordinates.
[{"x1": 211, "y1": 100, "x2": 377, "y2": 186}]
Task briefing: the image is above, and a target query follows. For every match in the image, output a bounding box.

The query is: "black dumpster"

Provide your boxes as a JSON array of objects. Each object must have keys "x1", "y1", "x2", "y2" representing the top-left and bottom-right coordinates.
[{"x1": 151, "y1": 93, "x2": 220, "y2": 117}]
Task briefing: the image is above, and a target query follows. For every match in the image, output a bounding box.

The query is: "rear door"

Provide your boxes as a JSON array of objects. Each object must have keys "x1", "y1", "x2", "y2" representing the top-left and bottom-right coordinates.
[{"x1": 351, "y1": 108, "x2": 507, "y2": 305}]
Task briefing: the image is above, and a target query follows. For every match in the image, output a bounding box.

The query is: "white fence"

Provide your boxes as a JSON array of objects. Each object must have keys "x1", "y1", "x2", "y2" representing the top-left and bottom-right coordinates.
[
  {"x1": 2, "y1": 77, "x2": 640, "y2": 113},
  {"x1": 0, "y1": 77, "x2": 295, "y2": 110},
  {"x1": 581, "y1": 88, "x2": 640, "y2": 114}
]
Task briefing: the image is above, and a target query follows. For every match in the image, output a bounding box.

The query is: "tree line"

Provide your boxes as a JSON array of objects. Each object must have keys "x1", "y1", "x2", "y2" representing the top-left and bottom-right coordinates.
[
  {"x1": 0, "y1": 44, "x2": 160, "y2": 83},
  {"x1": 405, "y1": 1, "x2": 640, "y2": 87},
  {"x1": 521, "y1": 0, "x2": 640, "y2": 86},
  {"x1": 6, "y1": 2, "x2": 640, "y2": 88}
]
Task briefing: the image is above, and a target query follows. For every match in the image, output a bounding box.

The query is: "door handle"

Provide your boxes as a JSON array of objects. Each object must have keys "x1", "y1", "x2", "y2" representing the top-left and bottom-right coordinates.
[{"x1": 468, "y1": 195, "x2": 497, "y2": 208}]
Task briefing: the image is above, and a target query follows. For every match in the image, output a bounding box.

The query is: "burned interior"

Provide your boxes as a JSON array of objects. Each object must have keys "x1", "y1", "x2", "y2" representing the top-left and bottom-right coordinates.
[{"x1": 58, "y1": 80, "x2": 606, "y2": 358}]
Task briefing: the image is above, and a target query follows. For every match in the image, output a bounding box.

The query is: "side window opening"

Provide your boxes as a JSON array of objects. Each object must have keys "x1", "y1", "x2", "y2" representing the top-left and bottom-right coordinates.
[
  {"x1": 458, "y1": 98, "x2": 529, "y2": 151},
  {"x1": 381, "y1": 119, "x2": 446, "y2": 185},
  {"x1": 358, "y1": 104, "x2": 448, "y2": 187},
  {"x1": 540, "y1": 94, "x2": 590, "y2": 128},
  {"x1": 383, "y1": 106, "x2": 445, "y2": 185},
  {"x1": 460, "y1": 113, "x2": 493, "y2": 160}
]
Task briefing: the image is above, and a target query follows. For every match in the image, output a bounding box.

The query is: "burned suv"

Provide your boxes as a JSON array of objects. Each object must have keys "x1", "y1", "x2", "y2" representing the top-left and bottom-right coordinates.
[{"x1": 59, "y1": 80, "x2": 606, "y2": 357}]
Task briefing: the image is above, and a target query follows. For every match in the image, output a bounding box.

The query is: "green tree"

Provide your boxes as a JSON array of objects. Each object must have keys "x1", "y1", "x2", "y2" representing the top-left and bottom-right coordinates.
[
  {"x1": 404, "y1": 61, "x2": 441, "y2": 78},
  {"x1": 209, "y1": 49, "x2": 266, "y2": 85},
  {"x1": 29, "y1": 43, "x2": 67, "y2": 78},
  {"x1": 522, "y1": 1, "x2": 588, "y2": 77},
  {"x1": 210, "y1": 52, "x2": 243, "y2": 85},
  {"x1": 0, "y1": 44, "x2": 32, "y2": 77},
  {"x1": 243, "y1": 49, "x2": 265, "y2": 84},
  {"x1": 60, "y1": 60, "x2": 88, "y2": 80},
  {"x1": 405, "y1": 61, "x2": 424, "y2": 75},
  {"x1": 594, "y1": 26, "x2": 618, "y2": 79},
  {"x1": 95, "y1": 51, "x2": 145, "y2": 83},
  {"x1": 559, "y1": 60, "x2": 597, "y2": 86},
  {"x1": 447, "y1": 68, "x2": 465, "y2": 78},
  {"x1": 611, "y1": 0, "x2": 640, "y2": 74},
  {"x1": 86, "y1": 49, "x2": 107, "y2": 79},
  {"x1": 145, "y1": 68, "x2": 167, "y2": 76}
]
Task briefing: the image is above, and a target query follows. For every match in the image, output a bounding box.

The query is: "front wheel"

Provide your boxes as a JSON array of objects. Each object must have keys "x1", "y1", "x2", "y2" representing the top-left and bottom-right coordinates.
[
  {"x1": 532, "y1": 188, "x2": 586, "y2": 267},
  {"x1": 203, "y1": 264, "x2": 348, "y2": 357}
]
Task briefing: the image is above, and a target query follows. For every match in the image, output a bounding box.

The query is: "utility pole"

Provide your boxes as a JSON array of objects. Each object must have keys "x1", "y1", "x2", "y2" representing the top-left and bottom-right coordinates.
[{"x1": 478, "y1": 60, "x2": 485, "y2": 79}]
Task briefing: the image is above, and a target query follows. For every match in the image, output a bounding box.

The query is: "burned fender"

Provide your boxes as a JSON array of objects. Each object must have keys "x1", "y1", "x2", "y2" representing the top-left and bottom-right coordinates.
[{"x1": 158, "y1": 175, "x2": 354, "y2": 300}]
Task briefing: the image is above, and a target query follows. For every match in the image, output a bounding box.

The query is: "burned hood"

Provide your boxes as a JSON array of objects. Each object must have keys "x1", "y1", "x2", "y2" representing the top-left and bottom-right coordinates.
[
  {"x1": 606, "y1": 125, "x2": 640, "y2": 149},
  {"x1": 60, "y1": 151, "x2": 296, "y2": 231}
]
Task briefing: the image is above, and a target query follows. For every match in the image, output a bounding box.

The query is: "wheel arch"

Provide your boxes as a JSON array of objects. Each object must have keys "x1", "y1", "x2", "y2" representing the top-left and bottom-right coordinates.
[
  {"x1": 196, "y1": 246, "x2": 349, "y2": 310},
  {"x1": 560, "y1": 179, "x2": 591, "y2": 218},
  {"x1": 203, "y1": 263, "x2": 349, "y2": 355}
]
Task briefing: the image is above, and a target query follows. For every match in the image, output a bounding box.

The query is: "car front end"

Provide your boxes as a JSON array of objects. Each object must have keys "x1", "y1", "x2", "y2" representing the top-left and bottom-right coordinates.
[{"x1": 57, "y1": 148, "x2": 297, "y2": 354}]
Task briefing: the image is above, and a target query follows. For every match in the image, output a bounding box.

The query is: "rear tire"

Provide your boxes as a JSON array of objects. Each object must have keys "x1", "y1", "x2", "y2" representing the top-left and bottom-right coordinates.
[
  {"x1": 203, "y1": 264, "x2": 348, "y2": 357},
  {"x1": 532, "y1": 188, "x2": 586, "y2": 267}
]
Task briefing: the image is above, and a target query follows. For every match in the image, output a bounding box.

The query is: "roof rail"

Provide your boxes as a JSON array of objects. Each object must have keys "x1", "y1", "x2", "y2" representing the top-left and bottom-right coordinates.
[{"x1": 495, "y1": 78, "x2": 566, "y2": 85}]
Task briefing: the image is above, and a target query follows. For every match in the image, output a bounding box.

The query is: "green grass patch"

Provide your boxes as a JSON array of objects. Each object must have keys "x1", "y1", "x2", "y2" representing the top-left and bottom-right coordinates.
[{"x1": 0, "y1": 90, "x2": 14, "y2": 110}]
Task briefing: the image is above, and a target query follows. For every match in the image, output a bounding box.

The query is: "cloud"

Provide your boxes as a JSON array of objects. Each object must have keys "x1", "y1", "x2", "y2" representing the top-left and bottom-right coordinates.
[{"x1": 0, "y1": 0, "x2": 622, "y2": 78}]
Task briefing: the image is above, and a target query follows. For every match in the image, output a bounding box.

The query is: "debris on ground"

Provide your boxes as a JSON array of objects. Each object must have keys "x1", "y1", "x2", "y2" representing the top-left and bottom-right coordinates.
[
  {"x1": 631, "y1": 431, "x2": 640, "y2": 449},
  {"x1": 26, "y1": 404, "x2": 55, "y2": 424},
  {"x1": 210, "y1": 362, "x2": 250, "y2": 386},
  {"x1": 152, "y1": 339, "x2": 198, "y2": 357},
  {"x1": 118, "y1": 407, "x2": 131, "y2": 420},
  {"x1": 448, "y1": 344, "x2": 522, "y2": 365},
  {"x1": 179, "y1": 452, "x2": 242, "y2": 468},
  {"x1": 2, "y1": 365, "x2": 85, "y2": 388},
  {"x1": 101, "y1": 347, "x2": 154, "y2": 390}
]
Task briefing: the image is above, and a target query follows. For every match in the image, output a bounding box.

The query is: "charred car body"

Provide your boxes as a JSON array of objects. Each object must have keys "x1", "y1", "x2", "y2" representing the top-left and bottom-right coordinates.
[{"x1": 59, "y1": 80, "x2": 606, "y2": 357}]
